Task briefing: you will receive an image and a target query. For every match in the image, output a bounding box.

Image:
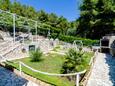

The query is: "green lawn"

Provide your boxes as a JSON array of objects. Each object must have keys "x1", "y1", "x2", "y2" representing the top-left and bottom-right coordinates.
[
  {"x1": 6, "y1": 52, "x2": 94, "y2": 86},
  {"x1": 17, "y1": 53, "x2": 65, "y2": 73},
  {"x1": 7, "y1": 53, "x2": 75, "y2": 86}
]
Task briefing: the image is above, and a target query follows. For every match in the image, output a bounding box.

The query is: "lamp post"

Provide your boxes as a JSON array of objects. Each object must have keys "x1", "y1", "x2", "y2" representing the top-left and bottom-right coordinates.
[
  {"x1": 28, "y1": 19, "x2": 38, "y2": 43},
  {"x1": 13, "y1": 14, "x2": 16, "y2": 42},
  {"x1": 35, "y1": 21, "x2": 37, "y2": 42}
]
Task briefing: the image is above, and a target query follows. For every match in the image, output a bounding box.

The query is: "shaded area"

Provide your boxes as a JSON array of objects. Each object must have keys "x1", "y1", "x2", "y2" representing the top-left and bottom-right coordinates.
[
  {"x1": 0, "y1": 66, "x2": 28, "y2": 86},
  {"x1": 105, "y1": 54, "x2": 115, "y2": 86}
]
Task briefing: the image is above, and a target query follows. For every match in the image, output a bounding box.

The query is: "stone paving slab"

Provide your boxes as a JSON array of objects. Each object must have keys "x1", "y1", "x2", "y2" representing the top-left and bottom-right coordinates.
[
  {"x1": 87, "y1": 53, "x2": 115, "y2": 86},
  {"x1": 0, "y1": 67, "x2": 38, "y2": 86}
]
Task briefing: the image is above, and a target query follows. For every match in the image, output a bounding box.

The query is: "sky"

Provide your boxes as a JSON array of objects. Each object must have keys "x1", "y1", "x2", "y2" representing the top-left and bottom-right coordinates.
[{"x1": 11, "y1": 0, "x2": 81, "y2": 21}]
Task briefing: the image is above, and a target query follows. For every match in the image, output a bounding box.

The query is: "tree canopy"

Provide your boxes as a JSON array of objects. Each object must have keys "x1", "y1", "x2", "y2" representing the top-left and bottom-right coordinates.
[
  {"x1": 77, "y1": 0, "x2": 115, "y2": 39},
  {"x1": 0, "y1": 0, "x2": 71, "y2": 35},
  {"x1": 0, "y1": 0, "x2": 114, "y2": 39}
]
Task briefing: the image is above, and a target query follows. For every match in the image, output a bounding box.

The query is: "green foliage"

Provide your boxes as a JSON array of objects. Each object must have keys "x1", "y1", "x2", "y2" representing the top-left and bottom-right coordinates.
[
  {"x1": 67, "y1": 28, "x2": 76, "y2": 36},
  {"x1": 77, "y1": 0, "x2": 115, "y2": 39},
  {"x1": 50, "y1": 33, "x2": 59, "y2": 39},
  {"x1": 52, "y1": 45, "x2": 61, "y2": 51},
  {"x1": 0, "y1": 0, "x2": 114, "y2": 40},
  {"x1": 61, "y1": 48, "x2": 86, "y2": 74},
  {"x1": 61, "y1": 48, "x2": 94, "y2": 82},
  {"x1": 37, "y1": 10, "x2": 48, "y2": 22},
  {"x1": 37, "y1": 26, "x2": 61, "y2": 37},
  {"x1": 6, "y1": 53, "x2": 74, "y2": 86},
  {"x1": 58, "y1": 35, "x2": 99, "y2": 46},
  {"x1": 0, "y1": 0, "x2": 70, "y2": 36},
  {"x1": 30, "y1": 49, "x2": 43, "y2": 62}
]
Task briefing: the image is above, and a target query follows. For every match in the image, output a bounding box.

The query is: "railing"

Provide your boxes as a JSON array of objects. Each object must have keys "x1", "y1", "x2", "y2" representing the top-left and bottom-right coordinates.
[
  {"x1": 19, "y1": 61, "x2": 86, "y2": 86},
  {"x1": 38, "y1": 39, "x2": 54, "y2": 53}
]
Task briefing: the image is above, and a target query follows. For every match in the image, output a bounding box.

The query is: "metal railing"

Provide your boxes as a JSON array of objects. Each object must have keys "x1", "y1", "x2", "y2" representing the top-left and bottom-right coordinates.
[{"x1": 19, "y1": 61, "x2": 86, "y2": 86}]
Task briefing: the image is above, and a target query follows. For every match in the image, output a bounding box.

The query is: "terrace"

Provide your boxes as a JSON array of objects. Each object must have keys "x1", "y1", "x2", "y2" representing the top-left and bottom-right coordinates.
[{"x1": 0, "y1": 7, "x2": 115, "y2": 86}]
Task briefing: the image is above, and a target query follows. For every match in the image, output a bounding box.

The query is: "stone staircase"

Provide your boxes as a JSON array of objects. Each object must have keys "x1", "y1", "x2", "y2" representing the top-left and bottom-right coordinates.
[
  {"x1": 0, "y1": 41, "x2": 21, "y2": 55},
  {"x1": 4, "y1": 44, "x2": 28, "y2": 61},
  {"x1": 0, "y1": 39, "x2": 24, "y2": 62},
  {"x1": 0, "y1": 30, "x2": 12, "y2": 41}
]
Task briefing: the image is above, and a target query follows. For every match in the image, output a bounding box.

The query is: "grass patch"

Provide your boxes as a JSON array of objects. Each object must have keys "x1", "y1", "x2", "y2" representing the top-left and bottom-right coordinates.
[
  {"x1": 76, "y1": 52, "x2": 94, "y2": 72},
  {"x1": 6, "y1": 52, "x2": 94, "y2": 86},
  {"x1": 7, "y1": 53, "x2": 74, "y2": 86},
  {"x1": 52, "y1": 45, "x2": 61, "y2": 52}
]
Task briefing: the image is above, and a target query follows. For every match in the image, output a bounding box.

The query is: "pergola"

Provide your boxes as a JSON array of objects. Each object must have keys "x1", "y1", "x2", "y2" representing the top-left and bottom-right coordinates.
[{"x1": 0, "y1": 9, "x2": 38, "y2": 43}]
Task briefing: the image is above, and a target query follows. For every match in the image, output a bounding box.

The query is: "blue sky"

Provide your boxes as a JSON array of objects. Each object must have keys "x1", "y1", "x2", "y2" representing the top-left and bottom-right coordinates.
[{"x1": 11, "y1": 0, "x2": 81, "y2": 21}]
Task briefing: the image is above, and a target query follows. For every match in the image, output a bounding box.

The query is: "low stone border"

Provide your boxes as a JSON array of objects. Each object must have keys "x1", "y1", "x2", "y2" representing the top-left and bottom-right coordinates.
[
  {"x1": 80, "y1": 51, "x2": 98, "y2": 86},
  {"x1": 14, "y1": 69, "x2": 50, "y2": 86}
]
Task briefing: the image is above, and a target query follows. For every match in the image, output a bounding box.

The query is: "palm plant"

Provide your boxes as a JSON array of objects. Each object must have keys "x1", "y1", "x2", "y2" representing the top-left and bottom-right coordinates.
[
  {"x1": 30, "y1": 48, "x2": 43, "y2": 62},
  {"x1": 61, "y1": 48, "x2": 87, "y2": 81},
  {"x1": 61, "y1": 48, "x2": 87, "y2": 73}
]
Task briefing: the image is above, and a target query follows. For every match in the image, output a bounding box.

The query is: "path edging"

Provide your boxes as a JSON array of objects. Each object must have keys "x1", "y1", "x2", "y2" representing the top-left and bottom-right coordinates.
[{"x1": 80, "y1": 51, "x2": 98, "y2": 86}]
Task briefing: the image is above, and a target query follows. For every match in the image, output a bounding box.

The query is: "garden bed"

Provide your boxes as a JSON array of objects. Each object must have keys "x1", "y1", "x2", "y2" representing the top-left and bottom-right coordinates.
[{"x1": 5, "y1": 52, "x2": 94, "y2": 86}]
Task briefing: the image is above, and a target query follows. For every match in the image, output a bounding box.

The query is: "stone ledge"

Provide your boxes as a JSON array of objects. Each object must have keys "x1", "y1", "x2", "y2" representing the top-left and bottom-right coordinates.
[
  {"x1": 14, "y1": 69, "x2": 50, "y2": 86},
  {"x1": 80, "y1": 53, "x2": 97, "y2": 86}
]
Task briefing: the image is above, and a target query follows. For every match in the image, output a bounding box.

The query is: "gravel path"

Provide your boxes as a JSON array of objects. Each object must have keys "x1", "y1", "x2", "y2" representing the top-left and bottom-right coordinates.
[
  {"x1": 87, "y1": 53, "x2": 115, "y2": 86},
  {"x1": 0, "y1": 67, "x2": 38, "y2": 86}
]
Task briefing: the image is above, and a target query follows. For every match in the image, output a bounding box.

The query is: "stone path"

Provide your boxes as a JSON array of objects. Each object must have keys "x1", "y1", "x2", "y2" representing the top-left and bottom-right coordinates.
[
  {"x1": 0, "y1": 67, "x2": 38, "y2": 86},
  {"x1": 87, "y1": 53, "x2": 115, "y2": 86}
]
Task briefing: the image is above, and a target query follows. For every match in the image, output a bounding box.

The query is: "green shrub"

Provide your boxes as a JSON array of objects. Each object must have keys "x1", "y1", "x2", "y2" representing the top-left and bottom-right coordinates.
[
  {"x1": 50, "y1": 33, "x2": 59, "y2": 39},
  {"x1": 66, "y1": 28, "x2": 76, "y2": 36},
  {"x1": 37, "y1": 26, "x2": 61, "y2": 37},
  {"x1": 61, "y1": 48, "x2": 86, "y2": 74},
  {"x1": 30, "y1": 49, "x2": 43, "y2": 62},
  {"x1": 58, "y1": 35, "x2": 99, "y2": 46},
  {"x1": 61, "y1": 48, "x2": 88, "y2": 81}
]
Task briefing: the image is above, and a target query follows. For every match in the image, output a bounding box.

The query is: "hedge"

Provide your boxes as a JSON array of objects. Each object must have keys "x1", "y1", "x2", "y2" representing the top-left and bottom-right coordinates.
[{"x1": 52, "y1": 35, "x2": 99, "y2": 46}]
